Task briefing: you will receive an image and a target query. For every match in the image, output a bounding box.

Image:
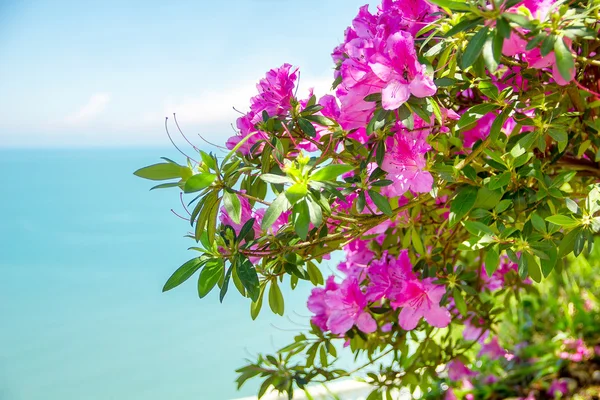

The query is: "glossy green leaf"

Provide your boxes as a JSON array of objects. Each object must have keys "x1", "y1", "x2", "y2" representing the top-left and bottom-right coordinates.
[
  {"x1": 449, "y1": 185, "x2": 478, "y2": 227},
  {"x1": 184, "y1": 173, "x2": 216, "y2": 193},
  {"x1": 262, "y1": 192, "x2": 291, "y2": 232},
  {"x1": 554, "y1": 36, "x2": 575, "y2": 82},
  {"x1": 223, "y1": 191, "x2": 242, "y2": 225},
  {"x1": 237, "y1": 257, "x2": 260, "y2": 302},
  {"x1": 163, "y1": 257, "x2": 204, "y2": 292},
  {"x1": 311, "y1": 164, "x2": 354, "y2": 182},
  {"x1": 368, "y1": 190, "x2": 393, "y2": 216},
  {"x1": 134, "y1": 163, "x2": 186, "y2": 181},
  {"x1": 268, "y1": 281, "x2": 285, "y2": 316},
  {"x1": 198, "y1": 259, "x2": 224, "y2": 298},
  {"x1": 461, "y1": 27, "x2": 489, "y2": 69}
]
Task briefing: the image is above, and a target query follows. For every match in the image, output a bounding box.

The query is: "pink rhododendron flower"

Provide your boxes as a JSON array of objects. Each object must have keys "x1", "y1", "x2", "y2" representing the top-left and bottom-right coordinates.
[
  {"x1": 478, "y1": 336, "x2": 506, "y2": 360},
  {"x1": 325, "y1": 277, "x2": 377, "y2": 334},
  {"x1": 226, "y1": 64, "x2": 299, "y2": 154},
  {"x1": 333, "y1": 1, "x2": 438, "y2": 130},
  {"x1": 366, "y1": 250, "x2": 416, "y2": 302},
  {"x1": 447, "y1": 359, "x2": 477, "y2": 381},
  {"x1": 394, "y1": 278, "x2": 451, "y2": 330},
  {"x1": 462, "y1": 112, "x2": 496, "y2": 148},
  {"x1": 548, "y1": 378, "x2": 569, "y2": 397},
  {"x1": 463, "y1": 314, "x2": 489, "y2": 342},
  {"x1": 381, "y1": 129, "x2": 433, "y2": 196},
  {"x1": 307, "y1": 276, "x2": 339, "y2": 331},
  {"x1": 502, "y1": 30, "x2": 574, "y2": 86},
  {"x1": 559, "y1": 338, "x2": 593, "y2": 362}
]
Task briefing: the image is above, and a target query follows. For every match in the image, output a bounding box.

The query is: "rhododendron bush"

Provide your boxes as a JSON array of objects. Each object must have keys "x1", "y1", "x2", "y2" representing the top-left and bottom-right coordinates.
[{"x1": 135, "y1": 0, "x2": 600, "y2": 398}]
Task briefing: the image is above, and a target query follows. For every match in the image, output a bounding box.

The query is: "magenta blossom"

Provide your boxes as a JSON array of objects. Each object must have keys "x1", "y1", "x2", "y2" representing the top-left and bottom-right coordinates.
[
  {"x1": 325, "y1": 277, "x2": 377, "y2": 334},
  {"x1": 226, "y1": 64, "x2": 299, "y2": 154},
  {"x1": 447, "y1": 359, "x2": 477, "y2": 381},
  {"x1": 548, "y1": 378, "x2": 569, "y2": 397},
  {"x1": 478, "y1": 336, "x2": 506, "y2": 360},
  {"x1": 366, "y1": 250, "x2": 417, "y2": 302},
  {"x1": 307, "y1": 276, "x2": 339, "y2": 331},
  {"x1": 394, "y1": 278, "x2": 451, "y2": 330},
  {"x1": 381, "y1": 129, "x2": 433, "y2": 196}
]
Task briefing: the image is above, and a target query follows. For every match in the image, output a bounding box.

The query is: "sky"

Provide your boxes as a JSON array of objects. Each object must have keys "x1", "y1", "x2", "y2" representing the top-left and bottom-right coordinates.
[{"x1": 0, "y1": 0, "x2": 371, "y2": 147}]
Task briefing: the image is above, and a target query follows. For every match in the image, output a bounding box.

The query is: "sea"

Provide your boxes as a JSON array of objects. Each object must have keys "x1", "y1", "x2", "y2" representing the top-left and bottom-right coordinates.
[{"x1": 0, "y1": 148, "x2": 345, "y2": 400}]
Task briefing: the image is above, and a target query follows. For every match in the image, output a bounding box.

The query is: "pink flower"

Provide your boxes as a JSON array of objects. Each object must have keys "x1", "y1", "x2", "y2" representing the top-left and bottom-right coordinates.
[
  {"x1": 366, "y1": 250, "x2": 416, "y2": 302},
  {"x1": 394, "y1": 278, "x2": 451, "y2": 330},
  {"x1": 307, "y1": 276, "x2": 339, "y2": 331},
  {"x1": 381, "y1": 129, "x2": 433, "y2": 196},
  {"x1": 333, "y1": 2, "x2": 438, "y2": 130},
  {"x1": 447, "y1": 359, "x2": 477, "y2": 381},
  {"x1": 462, "y1": 112, "x2": 496, "y2": 148},
  {"x1": 502, "y1": 32, "x2": 574, "y2": 86},
  {"x1": 478, "y1": 336, "x2": 506, "y2": 360},
  {"x1": 463, "y1": 314, "x2": 489, "y2": 342},
  {"x1": 548, "y1": 378, "x2": 569, "y2": 397},
  {"x1": 325, "y1": 277, "x2": 377, "y2": 335},
  {"x1": 226, "y1": 64, "x2": 298, "y2": 154}
]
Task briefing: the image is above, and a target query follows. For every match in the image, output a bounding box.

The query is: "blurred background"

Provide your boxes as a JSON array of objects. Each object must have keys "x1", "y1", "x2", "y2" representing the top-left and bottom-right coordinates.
[{"x1": 0, "y1": 1, "x2": 369, "y2": 399}]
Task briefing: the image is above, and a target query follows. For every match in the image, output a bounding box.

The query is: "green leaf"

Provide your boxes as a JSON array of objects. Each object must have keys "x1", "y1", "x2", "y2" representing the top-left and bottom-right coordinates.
[
  {"x1": 303, "y1": 114, "x2": 336, "y2": 126},
  {"x1": 198, "y1": 259, "x2": 224, "y2": 298},
  {"x1": 306, "y1": 196, "x2": 323, "y2": 227},
  {"x1": 293, "y1": 200, "x2": 311, "y2": 240},
  {"x1": 286, "y1": 182, "x2": 308, "y2": 205},
  {"x1": 485, "y1": 246, "x2": 500, "y2": 276},
  {"x1": 163, "y1": 257, "x2": 204, "y2": 292},
  {"x1": 297, "y1": 118, "x2": 317, "y2": 137},
  {"x1": 558, "y1": 227, "x2": 583, "y2": 258},
  {"x1": 540, "y1": 244, "x2": 557, "y2": 277},
  {"x1": 134, "y1": 163, "x2": 186, "y2": 181},
  {"x1": 261, "y1": 192, "x2": 290, "y2": 232},
  {"x1": 238, "y1": 218, "x2": 256, "y2": 242},
  {"x1": 306, "y1": 262, "x2": 324, "y2": 285},
  {"x1": 260, "y1": 174, "x2": 293, "y2": 184},
  {"x1": 502, "y1": 12, "x2": 534, "y2": 29},
  {"x1": 530, "y1": 213, "x2": 547, "y2": 233},
  {"x1": 554, "y1": 36, "x2": 574, "y2": 82},
  {"x1": 150, "y1": 182, "x2": 181, "y2": 191},
  {"x1": 200, "y1": 150, "x2": 217, "y2": 171},
  {"x1": 184, "y1": 173, "x2": 216, "y2": 193},
  {"x1": 268, "y1": 281, "x2": 285, "y2": 316},
  {"x1": 368, "y1": 190, "x2": 393, "y2": 216},
  {"x1": 311, "y1": 164, "x2": 354, "y2": 182},
  {"x1": 449, "y1": 185, "x2": 478, "y2": 227},
  {"x1": 428, "y1": 0, "x2": 472, "y2": 11},
  {"x1": 453, "y1": 288, "x2": 467, "y2": 316},
  {"x1": 219, "y1": 266, "x2": 233, "y2": 303},
  {"x1": 474, "y1": 187, "x2": 503, "y2": 210},
  {"x1": 488, "y1": 171, "x2": 511, "y2": 190},
  {"x1": 545, "y1": 215, "x2": 581, "y2": 228},
  {"x1": 482, "y1": 35, "x2": 498, "y2": 72},
  {"x1": 464, "y1": 221, "x2": 494, "y2": 236},
  {"x1": 237, "y1": 257, "x2": 260, "y2": 302},
  {"x1": 525, "y1": 252, "x2": 541, "y2": 283},
  {"x1": 411, "y1": 228, "x2": 426, "y2": 255},
  {"x1": 445, "y1": 17, "x2": 484, "y2": 38},
  {"x1": 250, "y1": 287, "x2": 264, "y2": 320},
  {"x1": 461, "y1": 27, "x2": 489, "y2": 69},
  {"x1": 223, "y1": 191, "x2": 242, "y2": 225}
]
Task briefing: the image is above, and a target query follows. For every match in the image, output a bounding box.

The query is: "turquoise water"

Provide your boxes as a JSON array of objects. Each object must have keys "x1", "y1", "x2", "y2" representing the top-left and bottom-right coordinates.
[{"x1": 0, "y1": 149, "x2": 340, "y2": 400}]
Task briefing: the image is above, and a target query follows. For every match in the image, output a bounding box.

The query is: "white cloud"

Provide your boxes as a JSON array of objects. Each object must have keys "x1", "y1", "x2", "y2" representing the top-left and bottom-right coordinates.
[
  {"x1": 154, "y1": 75, "x2": 334, "y2": 127},
  {"x1": 64, "y1": 93, "x2": 111, "y2": 125}
]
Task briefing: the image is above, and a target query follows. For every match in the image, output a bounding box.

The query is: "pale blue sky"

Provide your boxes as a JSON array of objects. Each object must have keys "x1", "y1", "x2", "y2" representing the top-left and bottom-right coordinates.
[{"x1": 0, "y1": 0, "x2": 370, "y2": 147}]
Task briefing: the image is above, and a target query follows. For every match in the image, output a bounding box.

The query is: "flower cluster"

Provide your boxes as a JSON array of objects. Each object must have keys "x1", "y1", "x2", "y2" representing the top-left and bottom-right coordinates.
[{"x1": 308, "y1": 250, "x2": 450, "y2": 333}]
